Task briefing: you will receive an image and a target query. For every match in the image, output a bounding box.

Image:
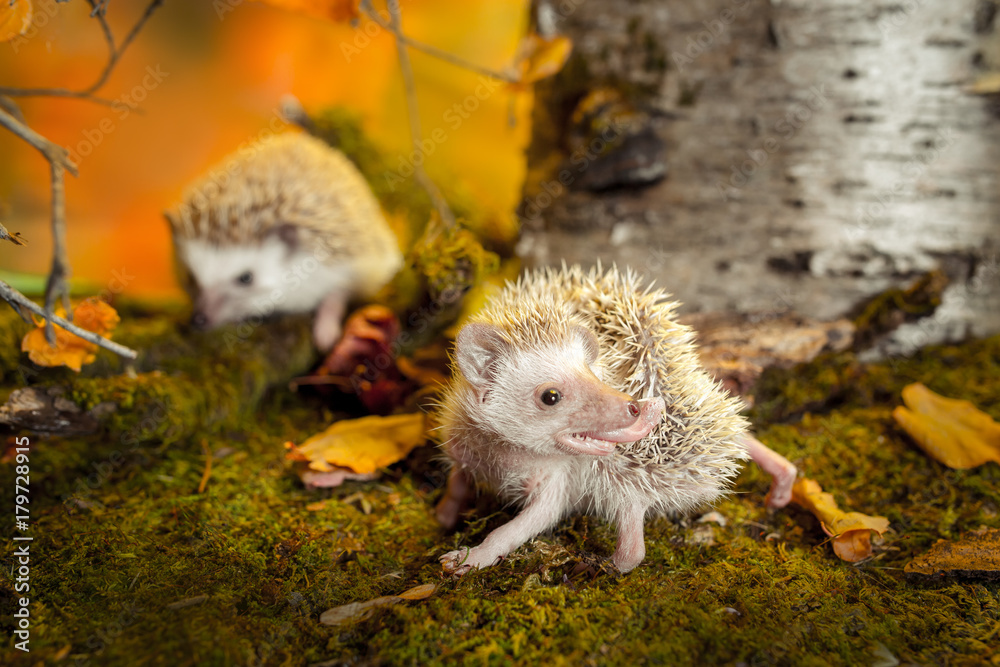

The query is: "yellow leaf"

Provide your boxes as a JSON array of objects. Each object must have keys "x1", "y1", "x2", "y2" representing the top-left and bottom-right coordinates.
[
  {"x1": 0, "y1": 0, "x2": 31, "y2": 43},
  {"x1": 893, "y1": 383, "x2": 1000, "y2": 469},
  {"x1": 396, "y1": 583, "x2": 436, "y2": 600},
  {"x1": 508, "y1": 33, "x2": 573, "y2": 91},
  {"x1": 284, "y1": 413, "x2": 426, "y2": 474},
  {"x1": 20, "y1": 298, "x2": 121, "y2": 372},
  {"x1": 249, "y1": 0, "x2": 358, "y2": 22},
  {"x1": 790, "y1": 478, "x2": 889, "y2": 563}
]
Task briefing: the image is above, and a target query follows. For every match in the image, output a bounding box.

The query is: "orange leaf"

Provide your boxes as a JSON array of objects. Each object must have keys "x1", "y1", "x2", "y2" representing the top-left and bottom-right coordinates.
[
  {"x1": 0, "y1": 0, "x2": 32, "y2": 43},
  {"x1": 893, "y1": 383, "x2": 1000, "y2": 469},
  {"x1": 250, "y1": 0, "x2": 358, "y2": 22},
  {"x1": 285, "y1": 413, "x2": 425, "y2": 474},
  {"x1": 21, "y1": 298, "x2": 121, "y2": 372},
  {"x1": 508, "y1": 33, "x2": 573, "y2": 91},
  {"x1": 790, "y1": 478, "x2": 889, "y2": 562}
]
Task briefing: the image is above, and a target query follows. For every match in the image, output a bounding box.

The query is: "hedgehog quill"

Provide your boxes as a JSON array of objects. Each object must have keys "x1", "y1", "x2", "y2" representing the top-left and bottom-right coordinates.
[
  {"x1": 436, "y1": 265, "x2": 797, "y2": 574},
  {"x1": 165, "y1": 133, "x2": 402, "y2": 350}
]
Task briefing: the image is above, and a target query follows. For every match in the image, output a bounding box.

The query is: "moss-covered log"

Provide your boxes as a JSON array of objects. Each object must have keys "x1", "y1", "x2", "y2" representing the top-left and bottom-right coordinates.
[{"x1": 0, "y1": 304, "x2": 317, "y2": 444}]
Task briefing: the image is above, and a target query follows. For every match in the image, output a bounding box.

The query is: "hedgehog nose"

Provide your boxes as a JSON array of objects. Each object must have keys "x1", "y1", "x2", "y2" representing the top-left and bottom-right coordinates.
[
  {"x1": 626, "y1": 400, "x2": 640, "y2": 418},
  {"x1": 191, "y1": 311, "x2": 210, "y2": 330}
]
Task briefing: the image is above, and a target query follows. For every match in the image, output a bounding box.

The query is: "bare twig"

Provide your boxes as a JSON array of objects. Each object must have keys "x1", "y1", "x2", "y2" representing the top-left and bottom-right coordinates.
[
  {"x1": 0, "y1": 1, "x2": 162, "y2": 363},
  {"x1": 360, "y1": 2, "x2": 518, "y2": 84},
  {"x1": 381, "y1": 0, "x2": 456, "y2": 229},
  {"x1": 0, "y1": 0, "x2": 165, "y2": 106},
  {"x1": 0, "y1": 280, "x2": 139, "y2": 361},
  {"x1": 0, "y1": 108, "x2": 78, "y2": 176},
  {"x1": 44, "y1": 161, "x2": 72, "y2": 343}
]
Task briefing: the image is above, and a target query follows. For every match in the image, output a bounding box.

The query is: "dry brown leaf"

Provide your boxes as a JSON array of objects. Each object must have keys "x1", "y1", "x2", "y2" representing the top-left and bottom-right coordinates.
[
  {"x1": 250, "y1": 0, "x2": 358, "y2": 22},
  {"x1": 284, "y1": 413, "x2": 426, "y2": 475},
  {"x1": 508, "y1": 33, "x2": 572, "y2": 91},
  {"x1": 21, "y1": 298, "x2": 121, "y2": 372},
  {"x1": 790, "y1": 478, "x2": 889, "y2": 562},
  {"x1": 893, "y1": 383, "x2": 1000, "y2": 469},
  {"x1": 319, "y1": 583, "x2": 437, "y2": 626},
  {"x1": 0, "y1": 0, "x2": 32, "y2": 43}
]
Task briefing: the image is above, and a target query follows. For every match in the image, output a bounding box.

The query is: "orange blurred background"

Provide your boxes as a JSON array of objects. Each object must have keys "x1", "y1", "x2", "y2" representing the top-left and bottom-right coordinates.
[{"x1": 0, "y1": 0, "x2": 530, "y2": 298}]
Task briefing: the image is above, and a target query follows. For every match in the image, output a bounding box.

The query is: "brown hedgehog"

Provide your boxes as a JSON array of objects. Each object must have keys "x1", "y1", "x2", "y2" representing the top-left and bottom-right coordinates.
[
  {"x1": 435, "y1": 264, "x2": 796, "y2": 573},
  {"x1": 165, "y1": 132, "x2": 401, "y2": 350}
]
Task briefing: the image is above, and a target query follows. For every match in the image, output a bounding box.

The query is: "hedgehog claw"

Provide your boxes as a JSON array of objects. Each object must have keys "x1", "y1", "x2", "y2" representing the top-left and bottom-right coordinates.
[{"x1": 440, "y1": 548, "x2": 476, "y2": 575}]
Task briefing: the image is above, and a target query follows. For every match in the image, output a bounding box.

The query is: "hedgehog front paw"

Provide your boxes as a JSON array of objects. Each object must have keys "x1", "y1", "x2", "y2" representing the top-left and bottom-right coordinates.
[{"x1": 440, "y1": 546, "x2": 496, "y2": 575}]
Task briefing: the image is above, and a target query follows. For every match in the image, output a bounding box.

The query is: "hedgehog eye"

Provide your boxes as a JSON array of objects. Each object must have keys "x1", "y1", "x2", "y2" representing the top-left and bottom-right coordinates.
[
  {"x1": 236, "y1": 271, "x2": 254, "y2": 286},
  {"x1": 540, "y1": 388, "x2": 562, "y2": 407}
]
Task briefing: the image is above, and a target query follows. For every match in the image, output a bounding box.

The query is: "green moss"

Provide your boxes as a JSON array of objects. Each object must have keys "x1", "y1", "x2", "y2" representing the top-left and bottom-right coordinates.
[{"x1": 2, "y1": 325, "x2": 999, "y2": 665}]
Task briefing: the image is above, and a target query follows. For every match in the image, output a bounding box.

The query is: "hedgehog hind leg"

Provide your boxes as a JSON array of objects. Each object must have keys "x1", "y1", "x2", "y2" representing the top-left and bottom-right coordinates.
[
  {"x1": 313, "y1": 292, "x2": 348, "y2": 351},
  {"x1": 740, "y1": 433, "x2": 797, "y2": 509},
  {"x1": 436, "y1": 466, "x2": 473, "y2": 530},
  {"x1": 611, "y1": 502, "x2": 648, "y2": 573}
]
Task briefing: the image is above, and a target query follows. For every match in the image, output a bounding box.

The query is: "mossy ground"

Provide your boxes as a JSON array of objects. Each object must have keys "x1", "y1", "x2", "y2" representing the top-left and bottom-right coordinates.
[{"x1": 2, "y1": 326, "x2": 999, "y2": 666}]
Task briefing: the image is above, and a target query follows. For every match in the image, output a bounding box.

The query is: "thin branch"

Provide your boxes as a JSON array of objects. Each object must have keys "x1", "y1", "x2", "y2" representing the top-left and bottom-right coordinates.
[
  {"x1": 360, "y1": 2, "x2": 518, "y2": 84},
  {"x1": 0, "y1": 108, "x2": 79, "y2": 176},
  {"x1": 0, "y1": 280, "x2": 139, "y2": 361},
  {"x1": 44, "y1": 161, "x2": 72, "y2": 343},
  {"x1": 0, "y1": 0, "x2": 165, "y2": 105},
  {"x1": 0, "y1": 95, "x2": 26, "y2": 124},
  {"x1": 383, "y1": 0, "x2": 456, "y2": 229}
]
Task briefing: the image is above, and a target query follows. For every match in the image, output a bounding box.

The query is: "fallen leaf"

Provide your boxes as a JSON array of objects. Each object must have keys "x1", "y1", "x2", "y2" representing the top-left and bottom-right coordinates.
[
  {"x1": 21, "y1": 298, "x2": 121, "y2": 372},
  {"x1": 293, "y1": 305, "x2": 412, "y2": 415},
  {"x1": 0, "y1": 0, "x2": 32, "y2": 43},
  {"x1": 893, "y1": 383, "x2": 1000, "y2": 469},
  {"x1": 790, "y1": 478, "x2": 889, "y2": 562},
  {"x1": 250, "y1": 0, "x2": 358, "y2": 22},
  {"x1": 285, "y1": 412, "x2": 426, "y2": 475},
  {"x1": 508, "y1": 33, "x2": 572, "y2": 91},
  {"x1": 904, "y1": 527, "x2": 1000, "y2": 582},
  {"x1": 319, "y1": 583, "x2": 437, "y2": 626}
]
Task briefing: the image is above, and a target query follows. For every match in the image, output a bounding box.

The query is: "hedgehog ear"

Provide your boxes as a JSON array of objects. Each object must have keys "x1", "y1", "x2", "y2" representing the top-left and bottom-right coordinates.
[
  {"x1": 570, "y1": 325, "x2": 600, "y2": 365},
  {"x1": 456, "y1": 323, "x2": 506, "y2": 398}
]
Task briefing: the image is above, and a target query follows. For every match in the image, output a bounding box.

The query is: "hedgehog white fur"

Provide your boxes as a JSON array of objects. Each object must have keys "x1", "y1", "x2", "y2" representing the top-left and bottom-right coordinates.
[
  {"x1": 165, "y1": 132, "x2": 401, "y2": 350},
  {"x1": 435, "y1": 264, "x2": 796, "y2": 573}
]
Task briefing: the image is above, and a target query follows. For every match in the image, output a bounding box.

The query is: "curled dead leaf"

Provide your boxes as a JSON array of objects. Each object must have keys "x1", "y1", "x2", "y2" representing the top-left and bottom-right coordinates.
[
  {"x1": 285, "y1": 412, "x2": 426, "y2": 475},
  {"x1": 893, "y1": 383, "x2": 1000, "y2": 469},
  {"x1": 21, "y1": 298, "x2": 121, "y2": 372},
  {"x1": 0, "y1": 0, "x2": 32, "y2": 43},
  {"x1": 790, "y1": 478, "x2": 889, "y2": 562},
  {"x1": 319, "y1": 583, "x2": 437, "y2": 626}
]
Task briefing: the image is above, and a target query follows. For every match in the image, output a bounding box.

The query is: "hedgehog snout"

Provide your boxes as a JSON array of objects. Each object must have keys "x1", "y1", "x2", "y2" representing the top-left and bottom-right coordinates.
[{"x1": 191, "y1": 310, "x2": 210, "y2": 330}]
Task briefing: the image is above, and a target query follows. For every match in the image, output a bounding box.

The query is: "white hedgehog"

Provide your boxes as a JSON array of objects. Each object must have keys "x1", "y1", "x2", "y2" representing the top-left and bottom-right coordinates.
[
  {"x1": 436, "y1": 264, "x2": 797, "y2": 573},
  {"x1": 165, "y1": 132, "x2": 402, "y2": 350}
]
